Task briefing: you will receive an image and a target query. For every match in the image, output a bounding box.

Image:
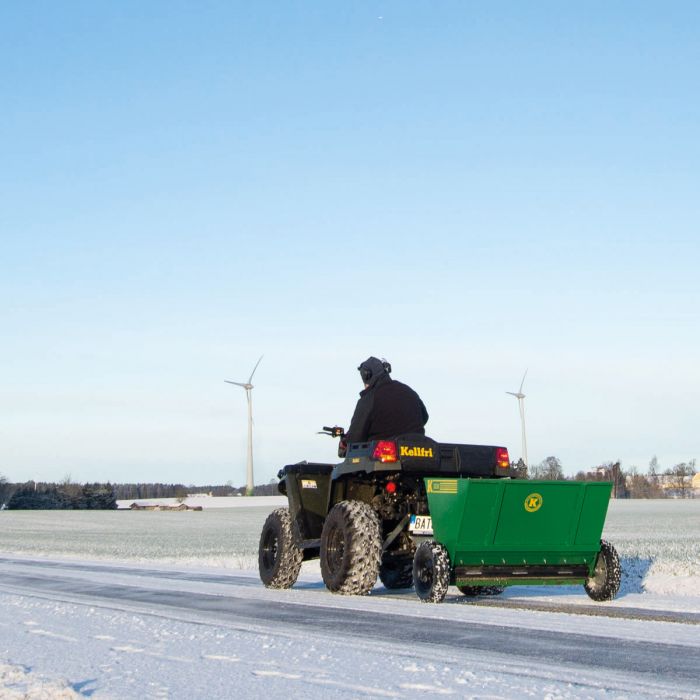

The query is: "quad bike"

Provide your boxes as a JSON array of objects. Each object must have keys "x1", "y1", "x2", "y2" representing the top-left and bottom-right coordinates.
[{"x1": 258, "y1": 428, "x2": 621, "y2": 603}]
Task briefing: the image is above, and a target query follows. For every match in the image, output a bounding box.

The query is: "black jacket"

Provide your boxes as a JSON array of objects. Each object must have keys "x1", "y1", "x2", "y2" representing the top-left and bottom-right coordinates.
[{"x1": 344, "y1": 374, "x2": 429, "y2": 445}]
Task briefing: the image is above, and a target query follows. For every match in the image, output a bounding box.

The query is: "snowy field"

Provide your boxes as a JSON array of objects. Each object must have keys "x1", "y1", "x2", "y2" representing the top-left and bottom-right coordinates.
[
  {"x1": 2, "y1": 498, "x2": 698, "y2": 599},
  {"x1": 1, "y1": 499, "x2": 699, "y2": 698}
]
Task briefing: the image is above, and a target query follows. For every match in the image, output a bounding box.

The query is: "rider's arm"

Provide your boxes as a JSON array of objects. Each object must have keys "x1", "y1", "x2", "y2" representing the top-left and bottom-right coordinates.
[{"x1": 344, "y1": 393, "x2": 373, "y2": 445}]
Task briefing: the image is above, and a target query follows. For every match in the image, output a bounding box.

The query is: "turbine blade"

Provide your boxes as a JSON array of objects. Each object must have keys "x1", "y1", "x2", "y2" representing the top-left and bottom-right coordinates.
[
  {"x1": 248, "y1": 355, "x2": 264, "y2": 384},
  {"x1": 519, "y1": 369, "x2": 528, "y2": 393},
  {"x1": 225, "y1": 380, "x2": 247, "y2": 387},
  {"x1": 506, "y1": 391, "x2": 518, "y2": 397}
]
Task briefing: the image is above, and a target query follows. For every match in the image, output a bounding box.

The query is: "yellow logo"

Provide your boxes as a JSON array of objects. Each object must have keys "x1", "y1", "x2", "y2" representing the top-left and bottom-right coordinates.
[
  {"x1": 427, "y1": 479, "x2": 458, "y2": 494},
  {"x1": 400, "y1": 446, "x2": 434, "y2": 458},
  {"x1": 524, "y1": 493, "x2": 543, "y2": 512}
]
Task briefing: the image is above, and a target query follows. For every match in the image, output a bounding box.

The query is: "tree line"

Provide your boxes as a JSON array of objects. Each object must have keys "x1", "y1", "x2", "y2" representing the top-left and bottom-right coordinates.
[
  {"x1": 0, "y1": 477, "x2": 279, "y2": 508},
  {"x1": 0, "y1": 479, "x2": 117, "y2": 509},
  {"x1": 520, "y1": 455, "x2": 697, "y2": 498},
  {"x1": 1, "y1": 456, "x2": 696, "y2": 509}
]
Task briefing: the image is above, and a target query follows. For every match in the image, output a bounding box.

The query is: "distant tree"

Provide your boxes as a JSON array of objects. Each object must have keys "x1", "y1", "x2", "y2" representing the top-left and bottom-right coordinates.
[
  {"x1": 624, "y1": 466, "x2": 662, "y2": 499},
  {"x1": 60, "y1": 476, "x2": 83, "y2": 505},
  {"x1": 7, "y1": 480, "x2": 117, "y2": 509},
  {"x1": 252, "y1": 480, "x2": 281, "y2": 496},
  {"x1": 581, "y1": 461, "x2": 627, "y2": 497},
  {"x1": 608, "y1": 461, "x2": 627, "y2": 498},
  {"x1": 0, "y1": 473, "x2": 13, "y2": 507},
  {"x1": 529, "y1": 456, "x2": 564, "y2": 480},
  {"x1": 78, "y1": 482, "x2": 115, "y2": 509},
  {"x1": 664, "y1": 460, "x2": 696, "y2": 498},
  {"x1": 8, "y1": 483, "x2": 64, "y2": 509},
  {"x1": 510, "y1": 459, "x2": 528, "y2": 479},
  {"x1": 88, "y1": 483, "x2": 117, "y2": 509},
  {"x1": 648, "y1": 456, "x2": 662, "y2": 493}
]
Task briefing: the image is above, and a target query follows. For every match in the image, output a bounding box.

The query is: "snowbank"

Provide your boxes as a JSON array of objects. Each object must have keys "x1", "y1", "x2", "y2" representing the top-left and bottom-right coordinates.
[{"x1": 0, "y1": 662, "x2": 79, "y2": 699}]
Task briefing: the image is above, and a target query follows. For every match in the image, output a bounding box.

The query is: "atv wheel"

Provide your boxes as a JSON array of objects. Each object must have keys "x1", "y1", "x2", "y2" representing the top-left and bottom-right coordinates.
[
  {"x1": 413, "y1": 540, "x2": 451, "y2": 603},
  {"x1": 258, "y1": 508, "x2": 303, "y2": 589},
  {"x1": 584, "y1": 539, "x2": 621, "y2": 602},
  {"x1": 379, "y1": 553, "x2": 414, "y2": 590},
  {"x1": 457, "y1": 585, "x2": 505, "y2": 597},
  {"x1": 320, "y1": 500, "x2": 382, "y2": 595}
]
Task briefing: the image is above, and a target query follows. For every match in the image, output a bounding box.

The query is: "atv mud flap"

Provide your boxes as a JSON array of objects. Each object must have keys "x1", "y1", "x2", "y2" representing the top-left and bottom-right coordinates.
[{"x1": 424, "y1": 479, "x2": 613, "y2": 588}]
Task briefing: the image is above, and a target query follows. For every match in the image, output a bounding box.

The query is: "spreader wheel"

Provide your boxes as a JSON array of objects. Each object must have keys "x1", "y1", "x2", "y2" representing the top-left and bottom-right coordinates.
[
  {"x1": 413, "y1": 540, "x2": 451, "y2": 603},
  {"x1": 584, "y1": 539, "x2": 621, "y2": 602}
]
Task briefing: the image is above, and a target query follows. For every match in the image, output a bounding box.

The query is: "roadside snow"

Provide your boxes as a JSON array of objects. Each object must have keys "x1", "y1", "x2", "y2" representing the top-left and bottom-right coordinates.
[
  {"x1": 1, "y1": 565, "x2": 698, "y2": 700},
  {"x1": 0, "y1": 661, "x2": 80, "y2": 699}
]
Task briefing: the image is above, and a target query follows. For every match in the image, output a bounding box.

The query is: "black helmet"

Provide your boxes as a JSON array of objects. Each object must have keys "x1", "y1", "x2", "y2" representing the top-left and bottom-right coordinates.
[{"x1": 358, "y1": 357, "x2": 391, "y2": 384}]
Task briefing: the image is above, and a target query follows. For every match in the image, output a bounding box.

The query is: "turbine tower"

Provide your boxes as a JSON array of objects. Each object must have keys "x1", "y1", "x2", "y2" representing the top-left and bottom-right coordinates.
[
  {"x1": 225, "y1": 355, "x2": 263, "y2": 496},
  {"x1": 506, "y1": 369, "x2": 528, "y2": 468}
]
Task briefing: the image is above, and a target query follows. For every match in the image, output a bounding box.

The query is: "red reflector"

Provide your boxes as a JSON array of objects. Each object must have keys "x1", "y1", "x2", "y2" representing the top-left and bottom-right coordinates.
[
  {"x1": 385, "y1": 481, "x2": 397, "y2": 494},
  {"x1": 496, "y1": 447, "x2": 510, "y2": 469},
  {"x1": 372, "y1": 441, "x2": 398, "y2": 463}
]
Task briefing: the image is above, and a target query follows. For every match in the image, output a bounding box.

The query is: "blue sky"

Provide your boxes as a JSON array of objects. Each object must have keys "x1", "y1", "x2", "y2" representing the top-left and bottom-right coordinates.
[{"x1": 1, "y1": 2, "x2": 698, "y2": 485}]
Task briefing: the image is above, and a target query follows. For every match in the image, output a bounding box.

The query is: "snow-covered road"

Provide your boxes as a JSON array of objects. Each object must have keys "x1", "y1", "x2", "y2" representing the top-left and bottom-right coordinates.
[{"x1": 1, "y1": 555, "x2": 698, "y2": 699}]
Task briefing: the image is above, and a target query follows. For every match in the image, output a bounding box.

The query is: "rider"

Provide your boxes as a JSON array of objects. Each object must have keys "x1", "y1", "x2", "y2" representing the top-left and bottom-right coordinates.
[{"x1": 338, "y1": 357, "x2": 429, "y2": 457}]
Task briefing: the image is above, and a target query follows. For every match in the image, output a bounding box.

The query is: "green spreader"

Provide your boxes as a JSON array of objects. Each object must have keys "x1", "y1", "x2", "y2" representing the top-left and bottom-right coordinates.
[{"x1": 411, "y1": 477, "x2": 621, "y2": 602}]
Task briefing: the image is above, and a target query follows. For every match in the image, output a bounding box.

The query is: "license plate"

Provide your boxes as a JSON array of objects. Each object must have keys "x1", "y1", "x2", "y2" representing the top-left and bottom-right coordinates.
[{"x1": 409, "y1": 514, "x2": 433, "y2": 535}]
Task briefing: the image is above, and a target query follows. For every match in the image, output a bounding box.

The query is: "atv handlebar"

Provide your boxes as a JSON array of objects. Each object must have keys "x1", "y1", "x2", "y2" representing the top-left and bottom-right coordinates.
[{"x1": 319, "y1": 425, "x2": 345, "y2": 438}]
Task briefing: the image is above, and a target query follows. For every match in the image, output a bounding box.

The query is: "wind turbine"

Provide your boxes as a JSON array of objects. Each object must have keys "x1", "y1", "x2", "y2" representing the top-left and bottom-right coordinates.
[
  {"x1": 225, "y1": 355, "x2": 263, "y2": 496},
  {"x1": 506, "y1": 370, "x2": 528, "y2": 468}
]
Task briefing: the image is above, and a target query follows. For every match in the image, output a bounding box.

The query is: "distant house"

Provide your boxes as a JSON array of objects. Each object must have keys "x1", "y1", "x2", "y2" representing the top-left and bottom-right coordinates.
[{"x1": 693, "y1": 473, "x2": 700, "y2": 495}]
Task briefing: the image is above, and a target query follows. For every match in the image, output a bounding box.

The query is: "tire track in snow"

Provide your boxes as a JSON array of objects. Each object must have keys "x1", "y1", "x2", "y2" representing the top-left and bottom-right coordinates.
[
  {"x1": 463, "y1": 595, "x2": 700, "y2": 624},
  {"x1": 1, "y1": 555, "x2": 698, "y2": 625}
]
